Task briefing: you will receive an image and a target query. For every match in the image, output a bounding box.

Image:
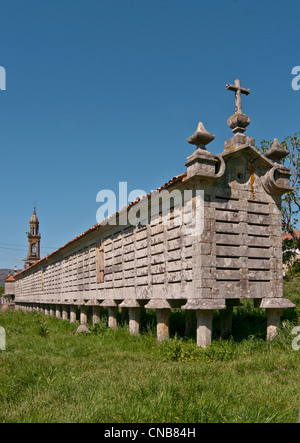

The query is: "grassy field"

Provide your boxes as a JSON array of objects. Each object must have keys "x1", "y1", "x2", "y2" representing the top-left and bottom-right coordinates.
[{"x1": 0, "y1": 281, "x2": 299, "y2": 423}]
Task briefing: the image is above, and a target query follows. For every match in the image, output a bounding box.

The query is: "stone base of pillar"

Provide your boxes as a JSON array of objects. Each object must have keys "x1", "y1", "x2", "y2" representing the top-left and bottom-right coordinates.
[
  {"x1": 62, "y1": 305, "x2": 69, "y2": 321},
  {"x1": 266, "y1": 309, "x2": 283, "y2": 341},
  {"x1": 92, "y1": 306, "x2": 102, "y2": 325},
  {"x1": 128, "y1": 307, "x2": 141, "y2": 336},
  {"x1": 144, "y1": 300, "x2": 172, "y2": 343},
  {"x1": 55, "y1": 305, "x2": 62, "y2": 319},
  {"x1": 257, "y1": 298, "x2": 295, "y2": 341},
  {"x1": 70, "y1": 305, "x2": 77, "y2": 323},
  {"x1": 108, "y1": 307, "x2": 118, "y2": 330},
  {"x1": 119, "y1": 300, "x2": 148, "y2": 336},
  {"x1": 156, "y1": 309, "x2": 170, "y2": 343},
  {"x1": 196, "y1": 310, "x2": 214, "y2": 349},
  {"x1": 80, "y1": 306, "x2": 88, "y2": 326}
]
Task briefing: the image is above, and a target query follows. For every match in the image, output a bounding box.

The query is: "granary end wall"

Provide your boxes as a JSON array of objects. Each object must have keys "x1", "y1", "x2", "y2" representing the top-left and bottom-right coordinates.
[{"x1": 4, "y1": 281, "x2": 15, "y2": 296}]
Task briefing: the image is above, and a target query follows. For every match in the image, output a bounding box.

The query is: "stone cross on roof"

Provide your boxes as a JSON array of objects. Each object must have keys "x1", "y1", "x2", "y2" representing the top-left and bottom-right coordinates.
[{"x1": 226, "y1": 79, "x2": 250, "y2": 114}]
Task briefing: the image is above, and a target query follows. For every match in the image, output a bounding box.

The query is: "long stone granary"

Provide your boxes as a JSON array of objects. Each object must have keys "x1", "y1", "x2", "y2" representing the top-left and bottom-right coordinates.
[{"x1": 14, "y1": 80, "x2": 295, "y2": 347}]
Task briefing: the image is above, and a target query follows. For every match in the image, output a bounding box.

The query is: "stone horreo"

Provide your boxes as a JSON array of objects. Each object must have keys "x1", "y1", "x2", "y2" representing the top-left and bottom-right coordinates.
[{"x1": 13, "y1": 80, "x2": 295, "y2": 348}]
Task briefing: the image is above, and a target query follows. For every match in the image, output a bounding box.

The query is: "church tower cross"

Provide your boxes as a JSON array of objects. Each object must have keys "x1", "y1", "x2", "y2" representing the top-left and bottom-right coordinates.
[{"x1": 226, "y1": 79, "x2": 250, "y2": 114}]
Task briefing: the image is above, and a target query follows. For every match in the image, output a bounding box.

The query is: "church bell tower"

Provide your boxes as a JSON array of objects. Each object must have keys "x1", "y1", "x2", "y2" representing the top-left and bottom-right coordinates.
[{"x1": 25, "y1": 207, "x2": 41, "y2": 268}]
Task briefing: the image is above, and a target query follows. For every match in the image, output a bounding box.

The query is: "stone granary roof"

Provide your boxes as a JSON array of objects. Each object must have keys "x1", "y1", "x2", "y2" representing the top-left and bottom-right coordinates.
[{"x1": 4, "y1": 276, "x2": 15, "y2": 282}]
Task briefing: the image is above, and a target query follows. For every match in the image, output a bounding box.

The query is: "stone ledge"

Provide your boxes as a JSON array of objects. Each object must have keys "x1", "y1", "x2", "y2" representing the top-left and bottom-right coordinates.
[
  {"x1": 100, "y1": 299, "x2": 119, "y2": 308},
  {"x1": 144, "y1": 300, "x2": 172, "y2": 310},
  {"x1": 119, "y1": 299, "x2": 146, "y2": 308},
  {"x1": 85, "y1": 299, "x2": 102, "y2": 306},
  {"x1": 181, "y1": 299, "x2": 226, "y2": 310},
  {"x1": 259, "y1": 298, "x2": 295, "y2": 309}
]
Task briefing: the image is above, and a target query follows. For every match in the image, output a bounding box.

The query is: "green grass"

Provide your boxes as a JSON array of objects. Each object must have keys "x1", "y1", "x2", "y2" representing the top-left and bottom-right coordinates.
[{"x1": 0, "y1": 280, "x2": 299, "y2": 423}]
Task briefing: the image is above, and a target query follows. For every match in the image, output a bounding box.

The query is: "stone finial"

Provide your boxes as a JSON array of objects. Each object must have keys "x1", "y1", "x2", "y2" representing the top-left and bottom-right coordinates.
[
  {"x1": 224, "y1": 79, "x2": 255, "y2": 150},
  {"x1": 187, "y1": 122, "x2": 215, "y2": 150},
  {"x1": 264, "y1": 138, "x2": 289, "y2": 164},
  {"x1": 186, "y1": 122, "x2": 220, "y2": 180},
  {"x1": 226, "y1": 79, "x2": 251, "y2": 134},
  {"x1": 227, "y1": 113, "x2": 250, "y2": 134}
]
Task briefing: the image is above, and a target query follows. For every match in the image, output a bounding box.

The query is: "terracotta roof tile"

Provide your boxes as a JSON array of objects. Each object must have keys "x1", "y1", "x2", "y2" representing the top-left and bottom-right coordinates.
[{"x1": 282, "y1": 230, "x2": 300, "y2": 241}]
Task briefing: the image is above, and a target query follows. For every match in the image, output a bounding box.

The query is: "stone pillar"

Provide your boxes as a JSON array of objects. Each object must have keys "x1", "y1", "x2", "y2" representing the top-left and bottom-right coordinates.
[
  {"x1": 80, "y1": 306, "x2": 88, "y2": 326},
  {"x1": 196, "y1": 310, "x2": 214, "y2": 349},
  {"x1": 44, "y1": 305, "x2": 49, "y2": 316},
  {"x1": 185, "y1": 310, "x2": 195, "y2": 337},
  {"x1": 92, "y1": 306, "x2": 102, "y2": 325},
  {"x1": 144, "y1": 300, "x2": 172, "y2": 343},
  {"x1": 128, "y1": 307, "x2": 141, "y2": 336},
  {"x1": 266, "y1": 309, "x2": 283, "y2": 341},
  {"x1": 101, "y1": 300, "x2": 119, "y2": 330},
  {"x1": 156, "y1": 309, "x2": 170, "y2": 342},
  {"x1": 49, "y1": 305, "x2": 55, "y2": 317},
  {"x1": 70, "y1": 305, "x2": 77, "y2": 323},
  {"x1": 119, "y1": 300, "x2": 146, "y2": 336},
  {"x1": 182, "y1": 300, "x2": 226, "y2": 348},
  {"x1": 259, "y1": 298, "x2": 295, "y2": 341},
  {"x1": 108, "y1": 307, "x2": 118, "y2": 330},
  {"x1": 55, "y1": 305, "x2": 62, "y2": 319},
  {"x1": 62, "y1": 305, "x2": 69, "y2": 321}
]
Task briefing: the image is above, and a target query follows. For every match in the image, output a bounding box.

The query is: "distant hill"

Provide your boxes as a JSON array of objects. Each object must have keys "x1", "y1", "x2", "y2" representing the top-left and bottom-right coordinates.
[{"x1": 0, "y1": 269, "x2": 20, "y2": 288}]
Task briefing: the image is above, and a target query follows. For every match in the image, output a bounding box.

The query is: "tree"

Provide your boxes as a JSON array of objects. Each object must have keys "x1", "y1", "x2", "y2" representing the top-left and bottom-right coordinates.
[{"x1": 260, "y1": 133, "x2": 300, "y2": 237}]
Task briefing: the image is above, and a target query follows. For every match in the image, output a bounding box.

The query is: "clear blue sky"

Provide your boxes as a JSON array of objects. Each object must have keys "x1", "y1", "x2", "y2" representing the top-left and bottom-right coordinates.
[{"x1": 0, "y1": 0, "x2": 299, "y2": 268}]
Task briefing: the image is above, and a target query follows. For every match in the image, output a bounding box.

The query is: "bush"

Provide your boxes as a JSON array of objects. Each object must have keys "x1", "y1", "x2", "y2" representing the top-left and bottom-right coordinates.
[
  {"x1": 159, "y1": 337, "x2": 235, "y2": 362},
  {"x1": 38, "y1": 320, "x2": 49, "y2": 338}
]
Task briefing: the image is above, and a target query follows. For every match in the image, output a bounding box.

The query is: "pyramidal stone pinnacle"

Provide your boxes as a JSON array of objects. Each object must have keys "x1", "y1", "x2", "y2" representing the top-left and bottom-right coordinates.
[
  {"x1": 187, "y1": 122, "x2": 215, "y2": 150},
  {"x1": 264, "y1": 138, "x2": 290, "y2": 164}
]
